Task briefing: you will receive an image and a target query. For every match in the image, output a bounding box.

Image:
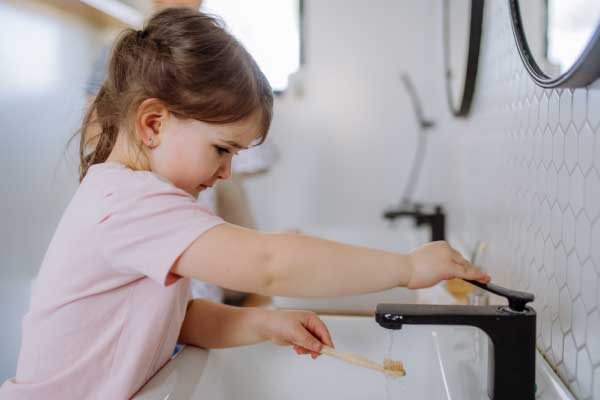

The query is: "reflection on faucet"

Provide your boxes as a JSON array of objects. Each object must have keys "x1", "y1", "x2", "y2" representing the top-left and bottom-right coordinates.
[
  {"x1": 382, "y1": 74, "x2": 438, "y2": 241},
  {"x1": 396, "y1": 74, "x2": 435, "y2": 203},
  {"x1": 375, "y1": 280, "x2": 536, "y2": 400},
  {"x1": 383, "y1": 202, "x2": 446, "y2": 242}
]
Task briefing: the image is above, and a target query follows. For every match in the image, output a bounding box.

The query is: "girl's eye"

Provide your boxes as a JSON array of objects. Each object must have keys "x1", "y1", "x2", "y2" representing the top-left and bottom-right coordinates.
[{"x1": 215, "y1": 146, "x2": 230, "y2": 155}]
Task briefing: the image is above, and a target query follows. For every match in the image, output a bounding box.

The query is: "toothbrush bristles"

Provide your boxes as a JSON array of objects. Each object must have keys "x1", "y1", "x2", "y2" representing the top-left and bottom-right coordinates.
[{"x1": 383, "y1": 358, "x2": 406, "y2": 377}]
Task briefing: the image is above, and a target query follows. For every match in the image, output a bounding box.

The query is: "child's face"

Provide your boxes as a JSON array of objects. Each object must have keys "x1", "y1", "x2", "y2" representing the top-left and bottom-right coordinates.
[{"x1": 150, "y1": 113, "x2": 260, "y2": 198}]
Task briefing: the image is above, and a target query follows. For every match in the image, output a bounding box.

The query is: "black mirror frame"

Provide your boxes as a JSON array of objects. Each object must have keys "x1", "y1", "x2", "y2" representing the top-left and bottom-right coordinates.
[
  {"x1": 443, "y1": 0, "x2": 484, "y2": 117},
  {"x1": 508, "y1": 0, "x2": 600, "y2": 88}
]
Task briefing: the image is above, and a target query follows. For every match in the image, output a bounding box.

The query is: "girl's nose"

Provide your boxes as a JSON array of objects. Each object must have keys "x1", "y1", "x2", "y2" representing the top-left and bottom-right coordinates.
[{"x1": 217, "y1": 158, "x2": 232, "y2": 180}]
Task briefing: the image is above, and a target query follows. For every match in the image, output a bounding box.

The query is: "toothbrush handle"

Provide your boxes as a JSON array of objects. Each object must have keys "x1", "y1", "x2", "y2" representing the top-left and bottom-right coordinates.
[{"x1": 320, "y1": 345, "x2": 384, "y2": 373}]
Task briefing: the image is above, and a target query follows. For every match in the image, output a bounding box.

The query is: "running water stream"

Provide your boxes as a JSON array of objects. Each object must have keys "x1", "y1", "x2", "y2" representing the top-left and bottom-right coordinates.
[{"x1": 384, "y1": 329, "x2": 407, "y2": 399}]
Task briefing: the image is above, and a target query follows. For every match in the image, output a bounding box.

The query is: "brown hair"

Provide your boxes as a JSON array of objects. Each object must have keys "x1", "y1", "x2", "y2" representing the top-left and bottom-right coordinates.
[{"x1": 75, "y1": 7, "x2": 273, "y2": 181}]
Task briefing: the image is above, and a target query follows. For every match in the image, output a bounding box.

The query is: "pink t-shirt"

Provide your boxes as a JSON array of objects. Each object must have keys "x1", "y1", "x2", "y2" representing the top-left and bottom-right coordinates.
[{"x1": 0, "y1": 162, "x2": 224, "y2": 399}]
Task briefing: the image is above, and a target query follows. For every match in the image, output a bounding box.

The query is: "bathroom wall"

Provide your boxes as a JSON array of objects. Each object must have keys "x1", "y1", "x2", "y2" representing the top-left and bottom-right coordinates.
[
  {"x1": 246, "y1": 0, "x2": 430, "y2": 234},
  {"x1": 417, "y1": 2, "x2": 600, "y2": 399},
  {"x1": 0, "y1": 0, "x2": 104, "y2": 382}
]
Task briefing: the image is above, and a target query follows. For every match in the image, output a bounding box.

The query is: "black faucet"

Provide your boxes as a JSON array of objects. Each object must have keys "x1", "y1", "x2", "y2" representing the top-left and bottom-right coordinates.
[
  {"x1": 376, "y1": 280, "x2": 536, "y2": 400},
  {"x1": 383, "y1": 202, "x2": 446, "y2": 242}
]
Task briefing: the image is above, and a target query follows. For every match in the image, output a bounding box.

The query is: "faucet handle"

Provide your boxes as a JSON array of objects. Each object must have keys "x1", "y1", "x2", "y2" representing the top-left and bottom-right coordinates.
[{"x1": 464, "y1": 280, "x2": 534, "y2": 312}]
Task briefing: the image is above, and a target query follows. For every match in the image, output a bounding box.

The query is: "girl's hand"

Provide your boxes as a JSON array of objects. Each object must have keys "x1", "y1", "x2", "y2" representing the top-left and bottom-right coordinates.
[
  {"x1": 406, "y1": 241, "x2": 490, "y2": 289},
  {"x1": 260, "y1": 309, "x2": 334, "y2": 359}
]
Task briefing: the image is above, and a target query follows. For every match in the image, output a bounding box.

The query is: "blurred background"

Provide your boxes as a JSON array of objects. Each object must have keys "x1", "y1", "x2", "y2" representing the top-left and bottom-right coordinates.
[{"x1": 1, "y1": 1, "x2": 600, "y2": 398}]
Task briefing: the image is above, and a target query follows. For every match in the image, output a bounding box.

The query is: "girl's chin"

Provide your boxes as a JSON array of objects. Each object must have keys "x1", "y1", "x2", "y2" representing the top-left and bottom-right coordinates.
[{"x1": 186, "y1": 186, "x2": 204, "y2": 198}]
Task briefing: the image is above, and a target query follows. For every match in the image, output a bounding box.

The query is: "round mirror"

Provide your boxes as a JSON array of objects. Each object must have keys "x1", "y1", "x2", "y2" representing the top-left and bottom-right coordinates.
[
  {"x1": 443, "y1": 0, "x2": 484, "y2": 117},
  {"x1": 509, "y1": 0, "x2": 600, "y2": 88}
]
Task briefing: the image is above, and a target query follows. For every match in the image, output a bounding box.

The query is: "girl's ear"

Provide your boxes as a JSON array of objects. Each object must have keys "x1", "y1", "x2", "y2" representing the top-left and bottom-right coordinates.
[{"x1": 135, "y1": 98, "x2": 170, "y2": 148}]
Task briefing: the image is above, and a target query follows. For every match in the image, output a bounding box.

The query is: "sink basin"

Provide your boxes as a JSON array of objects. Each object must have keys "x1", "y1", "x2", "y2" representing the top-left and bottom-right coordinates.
[
  {"x1": 135, "y1": 316, "x2": 450, "y2": 400},
  {"x1": 134, "y1": 316, "x2": 477, "y2": 400},
  {"x1": 133, "y1": 316, "x2": 574, "y2": 400}
]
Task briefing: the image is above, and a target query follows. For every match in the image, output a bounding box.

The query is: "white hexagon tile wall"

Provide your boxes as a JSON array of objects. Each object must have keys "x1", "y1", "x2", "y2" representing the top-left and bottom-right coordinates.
[{"x1": 420, "y1": 2, "x2": 600, "y2": 399}]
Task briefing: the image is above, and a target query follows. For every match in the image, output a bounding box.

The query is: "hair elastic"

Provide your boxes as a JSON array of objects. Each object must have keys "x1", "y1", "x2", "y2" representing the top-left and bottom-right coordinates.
[{"x1": 136, "y1": 30, "x2": 147, "y2": 40}]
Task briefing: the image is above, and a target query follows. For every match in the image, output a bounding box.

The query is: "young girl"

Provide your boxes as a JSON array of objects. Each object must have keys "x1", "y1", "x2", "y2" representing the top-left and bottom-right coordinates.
[{"x1": 0, "y1": 7, "x2": 489, "y2": 400}]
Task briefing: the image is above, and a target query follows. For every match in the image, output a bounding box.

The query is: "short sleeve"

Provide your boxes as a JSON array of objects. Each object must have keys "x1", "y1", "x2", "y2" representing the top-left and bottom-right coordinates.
[{"x1": 99, "y1": 177, "x2": 225, "y2": 286}]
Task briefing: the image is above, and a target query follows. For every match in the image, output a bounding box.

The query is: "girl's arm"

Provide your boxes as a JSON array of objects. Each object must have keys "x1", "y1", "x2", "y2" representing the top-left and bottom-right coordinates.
[
  {"x1": 172, "y1": 224, "x2": 489, "y2": 296},
  {"x1": 178, "y1": 298, "x2": 333, "y2": 355},
  {"x1": 178, "y1": 299, "x2": 266, "y2": 348}
]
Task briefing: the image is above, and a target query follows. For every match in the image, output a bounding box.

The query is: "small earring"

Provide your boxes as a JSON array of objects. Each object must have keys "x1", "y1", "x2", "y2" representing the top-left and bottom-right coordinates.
[{"x1": 147, "y1": 137, "x2": 153, "y2": 145}]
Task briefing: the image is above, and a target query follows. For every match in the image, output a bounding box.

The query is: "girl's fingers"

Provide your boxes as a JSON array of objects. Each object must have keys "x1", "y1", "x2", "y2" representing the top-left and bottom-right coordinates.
[
  {"x1": 454, "y1": 261, "x2": 491, "y2": 283},
  {"x1": 293, "y1": 326, "x2": 324, "y2": 358},
  {"x1": 304, "y1": 313, "x2": 334, "y2": 349},
  {"x1": 294, "y1": 345, "x2": 309, "y2": 355},
  {"x1": 292, "y1": 313, "x2": 335, "y2": 359},
  {"x1": 449, "y1": 249, "x2": 491, "y2": 283},
  {"x1": 451, "y1": 250, "x2": 469, "y2": 266},
  {"x1": 452, "y1": 257, "x2": 468, "y2": 266},
  {"x1": 309, "y1": 316, "x2": 334, "y2": 348}
]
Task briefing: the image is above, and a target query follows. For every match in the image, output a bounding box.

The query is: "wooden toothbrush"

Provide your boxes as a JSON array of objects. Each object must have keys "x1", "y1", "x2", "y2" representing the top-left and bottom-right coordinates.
[{"x1": 320, "y1": 345, "x2": 406, "y2": 377}]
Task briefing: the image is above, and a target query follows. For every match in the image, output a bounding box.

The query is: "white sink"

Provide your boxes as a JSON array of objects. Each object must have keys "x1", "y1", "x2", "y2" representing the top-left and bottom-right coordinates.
[
  {"x1": 133, "y1": 315, "x2": 575, "y2": 400},
  {"x1": 134, "y1": 316, "x2": 478, "y2": 400}
]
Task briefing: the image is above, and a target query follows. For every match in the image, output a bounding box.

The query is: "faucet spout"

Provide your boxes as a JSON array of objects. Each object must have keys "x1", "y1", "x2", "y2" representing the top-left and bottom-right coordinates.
[
  {"x1": 375, "y1": 281, "x2": 536, "y2": 400},
  {"x1": 382, "y1": 203, "x2": 446, "y2": 242}
]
